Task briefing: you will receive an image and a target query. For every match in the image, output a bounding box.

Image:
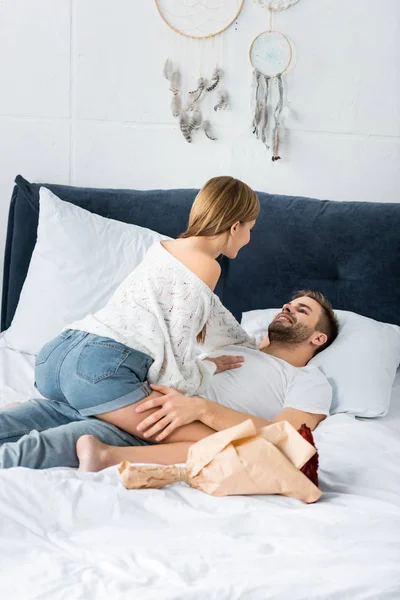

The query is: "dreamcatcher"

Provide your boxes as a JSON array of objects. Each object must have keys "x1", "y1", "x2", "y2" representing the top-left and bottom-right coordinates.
[
  {"x1": 253, "y1": 0, "x2": 300, "y2": 9},
  {"x1": 155, "y1": 0, "x2": 244, "y2": 143},
  {"x1": 250, "y1": 0, "x2": 299, "y2": 161}
]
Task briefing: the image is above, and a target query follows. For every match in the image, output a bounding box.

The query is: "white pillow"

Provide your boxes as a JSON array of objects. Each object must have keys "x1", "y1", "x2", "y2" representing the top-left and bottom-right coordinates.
[
  {"x1": 241, "y1": 308, "x2": 400, "y2": 417},
  {"x1": 3, "y1": 187, "x2": 171, "y2": 355}
]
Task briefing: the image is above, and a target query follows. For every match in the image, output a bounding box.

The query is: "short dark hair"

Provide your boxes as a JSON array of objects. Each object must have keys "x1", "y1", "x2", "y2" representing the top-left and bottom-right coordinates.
[{"x1": 292, "y1": 289, "x2": 339, "y2": 356}]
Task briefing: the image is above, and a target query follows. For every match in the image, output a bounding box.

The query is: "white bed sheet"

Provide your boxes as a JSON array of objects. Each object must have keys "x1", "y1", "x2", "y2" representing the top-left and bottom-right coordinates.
[{"x1": 1, "y1": 336, "x2": 400, "y2": 599}]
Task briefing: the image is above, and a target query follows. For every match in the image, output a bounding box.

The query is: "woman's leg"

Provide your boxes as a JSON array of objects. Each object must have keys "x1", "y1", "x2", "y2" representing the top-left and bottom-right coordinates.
[
  {"x1": 77, "y1": 435, "x2": 191, "y2": 472},
  {"x1": 97, "y1": 391, "x2": 214, "y2": 443},
  {"x1": 56, "y1": 337, "x2": 213, "y2": 443}
]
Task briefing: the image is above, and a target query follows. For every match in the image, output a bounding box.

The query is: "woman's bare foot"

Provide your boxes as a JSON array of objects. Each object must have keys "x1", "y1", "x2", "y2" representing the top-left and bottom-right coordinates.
[{"x1": 76, "y1": 435, "x2": 114, "y2": 472}]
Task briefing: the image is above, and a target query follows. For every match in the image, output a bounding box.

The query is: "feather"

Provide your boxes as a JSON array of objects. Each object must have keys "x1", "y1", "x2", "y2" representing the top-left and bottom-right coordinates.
[
  {"x1": 189, "y1": 77, "x2": 206, "y2": 95},
  {"x1": 260, "y1": 75, "x2": 270, "y2": 147},
  {"x1": 206, "y1": 68, "x2": 221, "y2": 92},
  {"x1": 271, "y1": 74, "x2": 284, "y2": 161},
  {"x1": 179, "y1": 112, "x2": 192, "y2": 143},
  {"x1": 169, "y1": 70, "x2": 181, "y2": 95},
  {"x1": 252, "y1": 71, "x2": 262, "y2": 135},
  {"x1": 203, "y1": 120, "x2": 217, "y2": 141},
  {"x1": 252, "y1": 71, "x2": 270, "y2": 150},
  {"x1": 187, "y1": 78, "x2": 206, "y2": 109},
  {"x1": 189, "y1": 108, "x2": 203, "y2": 132},
  {"x1": 163, "y1": 58, "x2": 173, "y2": 81},
  {"x1": 214, "y1": 90, "x2": 229, "y2": 112},
  {"x1": 171, "y1": 94, "x2": 181, "y2": 118}
]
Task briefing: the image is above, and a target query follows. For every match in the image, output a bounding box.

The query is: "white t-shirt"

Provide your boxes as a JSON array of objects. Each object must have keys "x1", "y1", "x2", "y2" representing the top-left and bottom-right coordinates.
[{"x1": 205, "y1": 345, "x2": 332, "y2": 419}]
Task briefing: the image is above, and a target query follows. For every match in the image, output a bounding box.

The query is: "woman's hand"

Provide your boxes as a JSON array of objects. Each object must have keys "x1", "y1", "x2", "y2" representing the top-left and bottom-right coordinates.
[
  {"x1": 135, "y1": 385, "x2": 204, "y2": 442},
  {"x1": 258, "y1": 335, "x2": 270, "y2": 351},
  {"x1": 203, "y1": 355, "x2": 244, "y2": 374}
]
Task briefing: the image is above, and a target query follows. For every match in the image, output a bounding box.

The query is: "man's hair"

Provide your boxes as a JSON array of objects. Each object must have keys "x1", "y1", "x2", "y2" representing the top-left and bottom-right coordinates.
[{"x1": 292, "y1": 289, "x2": 339, "y2": 356}]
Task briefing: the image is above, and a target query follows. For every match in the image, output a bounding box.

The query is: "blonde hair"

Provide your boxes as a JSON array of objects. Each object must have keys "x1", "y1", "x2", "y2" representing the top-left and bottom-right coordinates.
[
  {"x1": 181, "y1": 176, "x2": 259, "y2": 344},
  {"x1": 180, "y1": 176, "x2": 260, "y2": 239}
]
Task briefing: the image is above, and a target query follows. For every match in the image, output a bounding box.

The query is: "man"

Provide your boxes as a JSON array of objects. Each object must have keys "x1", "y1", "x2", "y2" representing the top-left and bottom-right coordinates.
[
  {"x1": 0, "y1": 290, "x2": 338, "y2": 470},
  {"x1": 76, "y1": 290, "x2": 339, "y2": 471}
]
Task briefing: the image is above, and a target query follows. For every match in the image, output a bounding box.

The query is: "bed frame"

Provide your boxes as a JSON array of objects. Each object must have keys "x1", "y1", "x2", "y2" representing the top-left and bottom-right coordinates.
[{"x1": 2, "y1": 175, "x2": 400, "y2": 331}]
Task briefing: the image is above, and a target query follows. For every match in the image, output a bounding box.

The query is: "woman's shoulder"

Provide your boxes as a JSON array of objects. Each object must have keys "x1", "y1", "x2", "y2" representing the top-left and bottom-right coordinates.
[
  {"x1": 189, "y1": 253, "x2": 221, "y2": 291},
  {"x1": 160, "y1": 240, "x2": 221, "y2": 292}
]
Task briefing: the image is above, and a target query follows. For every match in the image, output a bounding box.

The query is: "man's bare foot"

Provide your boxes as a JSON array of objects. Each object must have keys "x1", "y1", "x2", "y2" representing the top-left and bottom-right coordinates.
[{"x1": 76, "y1": 435, "x2": 114, "y2": 472}]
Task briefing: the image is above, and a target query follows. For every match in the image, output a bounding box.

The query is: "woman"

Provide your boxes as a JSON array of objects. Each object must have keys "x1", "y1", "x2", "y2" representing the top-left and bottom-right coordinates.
[{"x1": 10, "y1": 176, "x2": 259, "y2": 457}]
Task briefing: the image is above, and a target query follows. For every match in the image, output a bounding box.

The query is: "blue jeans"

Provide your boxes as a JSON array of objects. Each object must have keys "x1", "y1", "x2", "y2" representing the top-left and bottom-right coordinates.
[
  {"x1": 35, "y1": 329, "x2": 154, "y2": 416},
  {"x1": 0, "y1": 398, "x2": 150, "y2": 469},
  {"x1": 0, "y1": 329, "x2": 154, "y2": 469}
]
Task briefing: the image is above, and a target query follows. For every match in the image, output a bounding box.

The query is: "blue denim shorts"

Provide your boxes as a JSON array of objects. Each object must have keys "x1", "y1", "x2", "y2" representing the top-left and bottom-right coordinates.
[{"x1": 35, "y1": 329, "x2": 154, "y2": 416}]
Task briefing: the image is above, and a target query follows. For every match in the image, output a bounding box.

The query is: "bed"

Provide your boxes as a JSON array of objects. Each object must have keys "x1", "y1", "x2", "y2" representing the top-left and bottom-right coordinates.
[{"x1": 0, "y1": 176, "x2": 400, "y2": 599}]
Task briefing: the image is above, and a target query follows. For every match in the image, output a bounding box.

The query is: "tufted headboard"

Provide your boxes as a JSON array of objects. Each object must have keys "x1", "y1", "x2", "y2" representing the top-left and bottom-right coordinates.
[{"x1": 2, "y1": 175, "x2": 400, "y2": 331}]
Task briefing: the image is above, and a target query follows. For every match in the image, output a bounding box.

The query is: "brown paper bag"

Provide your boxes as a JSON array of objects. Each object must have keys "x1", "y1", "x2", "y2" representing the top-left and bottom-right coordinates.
[{"x1": 119, "y1": 420, "x2": 322, "y2": 503}]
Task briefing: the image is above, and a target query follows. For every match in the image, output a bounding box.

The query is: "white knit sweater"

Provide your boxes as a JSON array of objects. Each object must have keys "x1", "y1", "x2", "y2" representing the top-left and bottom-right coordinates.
[{"x1": 68, "y1": 242, "x2": 254, "y2": 395}]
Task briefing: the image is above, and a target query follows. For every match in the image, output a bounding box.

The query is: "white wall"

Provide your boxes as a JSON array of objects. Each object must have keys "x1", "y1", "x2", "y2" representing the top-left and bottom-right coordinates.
[{"x1": 0, "y1": 0, "x2": 399, "y2": 290}]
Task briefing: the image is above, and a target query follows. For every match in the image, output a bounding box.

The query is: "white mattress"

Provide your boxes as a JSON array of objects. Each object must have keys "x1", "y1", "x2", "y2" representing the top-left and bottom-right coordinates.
[{"x1": 1, "y1": 336, "x2": 400, "y2": 600}]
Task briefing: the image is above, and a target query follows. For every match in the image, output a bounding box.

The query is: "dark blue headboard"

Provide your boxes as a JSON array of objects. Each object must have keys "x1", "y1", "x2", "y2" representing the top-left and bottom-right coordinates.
[{"x1": 2, "y1": 174, "x2": 400, "y2": 331}]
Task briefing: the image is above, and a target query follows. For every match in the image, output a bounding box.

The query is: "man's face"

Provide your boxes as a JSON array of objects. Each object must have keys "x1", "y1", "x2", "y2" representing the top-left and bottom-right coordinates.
[{"x1": 268, "y1": 296, "x2": 324, "y2": 344}]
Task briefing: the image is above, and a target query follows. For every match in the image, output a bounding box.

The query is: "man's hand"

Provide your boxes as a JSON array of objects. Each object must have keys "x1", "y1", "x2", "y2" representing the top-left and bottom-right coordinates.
[
  {"x1": 203, "y1": 355, "x2": 244, "y2": 374},
  {"x1": 135, "y1": 385, "x2": 204, "y2": 442}
]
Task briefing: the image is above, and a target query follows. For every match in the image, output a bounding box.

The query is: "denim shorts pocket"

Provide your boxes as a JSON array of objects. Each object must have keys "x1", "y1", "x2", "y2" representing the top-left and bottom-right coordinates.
[
  {"x1": 76, "y1": 341, "x2": 130, "y2": 384},
  {"x1": 124, "y1": 351, "x2": 154, "y2": 382},
  {"x1": 35, "y1": 331, "x2": 72, "y2": 367}
]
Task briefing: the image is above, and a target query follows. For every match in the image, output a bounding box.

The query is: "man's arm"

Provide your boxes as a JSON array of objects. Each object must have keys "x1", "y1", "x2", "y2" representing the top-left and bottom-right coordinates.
[
  {"x1": 135, "y1": 385, "x2": 326, "y2": 442},
  {"x1": 196, "y1": 397, "x2": 270, "y2": 431},
  {"x1": 197, "y1": 397, "x2": 325, "y2": 432},
  {"x1": 270, "y1": 408, "x2": 326, "y2": 431}
]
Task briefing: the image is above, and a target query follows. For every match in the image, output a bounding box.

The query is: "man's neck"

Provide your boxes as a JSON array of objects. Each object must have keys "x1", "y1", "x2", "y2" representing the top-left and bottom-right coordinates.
[{"x1": 261, "y1": 342, "x2": 310, "y2": 368}]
